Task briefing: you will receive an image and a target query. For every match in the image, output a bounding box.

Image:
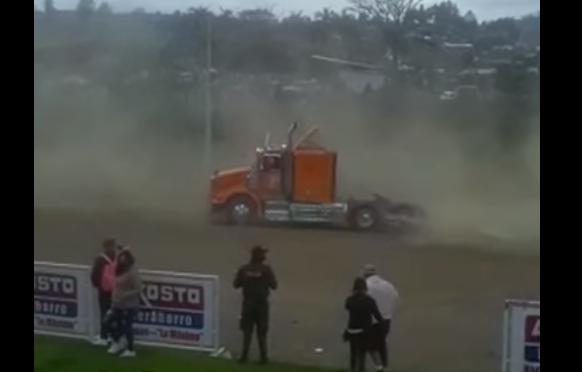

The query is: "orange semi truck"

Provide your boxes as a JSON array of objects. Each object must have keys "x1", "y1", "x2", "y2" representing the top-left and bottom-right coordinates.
[{"x1": 209, "y1": 123, "x2": 425, "y2": 233}]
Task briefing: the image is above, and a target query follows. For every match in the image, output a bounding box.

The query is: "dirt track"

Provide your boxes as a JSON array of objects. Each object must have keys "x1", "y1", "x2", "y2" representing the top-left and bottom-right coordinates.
[{"x1": 34, "y1": 208, "x2": 540, "y2": 372}]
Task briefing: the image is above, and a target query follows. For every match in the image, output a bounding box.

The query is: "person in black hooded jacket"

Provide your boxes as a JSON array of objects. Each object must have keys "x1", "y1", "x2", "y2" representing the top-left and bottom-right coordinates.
[
  {"x1": 344, "y1": 277, "x2": 385, "y2": 372},
  {"x1": 233, "y1": 245, "x2": 278, "y2": 365}
]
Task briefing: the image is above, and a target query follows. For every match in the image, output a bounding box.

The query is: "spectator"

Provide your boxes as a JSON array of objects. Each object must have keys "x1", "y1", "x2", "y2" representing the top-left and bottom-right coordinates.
[
  {"x1": 363, "y1": 264, "x2": 400, "y2": 372},
  {"x1": 90, "y1": 238, "x2": 117, "y2": 346},
  {"x1": 233, "y1": 245, "x2": 278, "y2": 365},
  {"x1": 344, "y1": 277, "x2": 384, "y2": 372},
  {"x1": 107, "y1": 249, "x2": 142, "y2": 358}
]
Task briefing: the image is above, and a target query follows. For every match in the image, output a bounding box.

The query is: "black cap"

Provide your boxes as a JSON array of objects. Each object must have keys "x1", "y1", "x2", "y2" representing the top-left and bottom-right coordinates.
[
  {"x1": 252, "y1": 245, "x2": 268, "y2": 254},
  {"x1": 251, "y1": 245, "x2": 268, "y2": 263}
]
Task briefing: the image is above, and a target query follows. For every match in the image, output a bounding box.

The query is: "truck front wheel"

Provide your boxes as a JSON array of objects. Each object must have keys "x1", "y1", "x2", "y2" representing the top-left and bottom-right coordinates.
[
  {"x1": 350, "y1": 206, "x2": 379, "y2": 231},
  {"x1": 225, "y1": 196, "x2": 257, "y2": 225}
]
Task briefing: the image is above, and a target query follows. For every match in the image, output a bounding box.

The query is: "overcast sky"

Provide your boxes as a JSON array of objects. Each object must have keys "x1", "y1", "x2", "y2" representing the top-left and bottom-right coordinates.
[{"x1": 37, "y1": 0, "x2": 540, "y2": 21}]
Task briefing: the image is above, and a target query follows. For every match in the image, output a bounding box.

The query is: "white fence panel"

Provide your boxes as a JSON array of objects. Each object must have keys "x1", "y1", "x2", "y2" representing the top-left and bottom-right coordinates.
[
  {"x1": 34, "y1": 261, "x2": 93, "y2": 340},
  {"x1": 34, "y1": 261, "x2": 220, "y2": 353},
  {"x1": 135, "y1": 269, "x2": 220, "y2": 352},
  {"x1": 502, "y1": 299, "x2": 540, "y2": 372}
]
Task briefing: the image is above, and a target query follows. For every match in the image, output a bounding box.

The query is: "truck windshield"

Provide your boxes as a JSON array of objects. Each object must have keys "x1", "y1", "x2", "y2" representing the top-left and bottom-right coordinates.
[{"x1": 262, "y1": 155, "x2": 281, "y2": 171}]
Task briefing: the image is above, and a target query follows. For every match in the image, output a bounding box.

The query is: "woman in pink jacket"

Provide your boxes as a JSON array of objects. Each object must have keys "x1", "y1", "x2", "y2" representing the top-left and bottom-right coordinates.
[{"x1": 90, "y1": 238, "x2": 118, "y2": 346}]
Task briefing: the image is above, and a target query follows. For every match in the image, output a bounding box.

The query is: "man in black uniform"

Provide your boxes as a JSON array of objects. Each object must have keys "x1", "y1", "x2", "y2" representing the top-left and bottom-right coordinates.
[{"x1": 233, "y1": 246, "x2": 278, "y2": 364}]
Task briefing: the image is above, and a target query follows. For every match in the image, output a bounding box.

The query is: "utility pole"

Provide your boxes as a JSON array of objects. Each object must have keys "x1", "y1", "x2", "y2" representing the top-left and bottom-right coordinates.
[{"x1": 204, "y1": 15, "x2": 213, "y2": 172}]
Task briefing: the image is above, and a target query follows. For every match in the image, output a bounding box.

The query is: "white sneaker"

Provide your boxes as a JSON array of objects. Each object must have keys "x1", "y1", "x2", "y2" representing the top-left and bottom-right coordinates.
[
  {"x1": 120, "y1": 350, "x2": 136, "y2": 358},
  {"x1": 107, "y1": 342, "x2": 125, "y2": 355},
  {"x1": 92, "y1": 336, "x2": 110, "y2": 346}
]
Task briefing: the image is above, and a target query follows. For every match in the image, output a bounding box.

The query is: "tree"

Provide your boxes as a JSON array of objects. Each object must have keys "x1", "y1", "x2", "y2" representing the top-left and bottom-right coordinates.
[
  {"x1": 44, "y1": 0, "x2": 55, "y2": 15},
  {"x1": 76, "y1": 0, "x2": 96, "y2": 22},
  {"x1": 97, "y1": 2, "x2": 112, "y2": 15},
  {"x1": 350, "y1": 0, "x2": 423, "y2": 24},
  {"x1": 349, "y1": 0, "x2": 424, "y2": 75},
  {"x1": 464, "y1": 11, "x2": 477, "y2": 23}
]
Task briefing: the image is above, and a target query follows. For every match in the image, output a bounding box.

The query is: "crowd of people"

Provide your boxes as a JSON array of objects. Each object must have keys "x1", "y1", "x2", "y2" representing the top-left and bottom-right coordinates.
[{"x1": 90, "y1": 239, "x2": 400, "y2": 372}]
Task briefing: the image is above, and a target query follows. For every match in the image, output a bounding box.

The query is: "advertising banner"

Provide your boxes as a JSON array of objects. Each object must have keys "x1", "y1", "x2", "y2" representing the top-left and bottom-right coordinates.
[
  {"x1": 33, "y1": 261, "x2": 220, "y2": 353},
  {"x1": 133, "y1": 270, "x2": 219, "y2": 352},
  {"x1": 34, "y1": 262, "x2": 93, "y2": 339},
  {"x1": 502, "y1": 299, "x2": 540, "y2": 372}
]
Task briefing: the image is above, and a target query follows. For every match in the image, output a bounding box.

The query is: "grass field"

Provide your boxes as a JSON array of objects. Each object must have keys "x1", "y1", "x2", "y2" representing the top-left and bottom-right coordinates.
[
  {"x1": 34, "y1": 337, "x2": 333, "y2": 372},
  {"x1": 34, "y1": 337, "x2": 481, "y2": 372}
]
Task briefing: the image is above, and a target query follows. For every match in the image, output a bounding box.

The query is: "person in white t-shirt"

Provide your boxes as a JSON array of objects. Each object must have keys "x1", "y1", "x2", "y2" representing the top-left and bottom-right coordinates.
[{"x1": 363, "y1": 264, "x2": 400, "y2": 372}]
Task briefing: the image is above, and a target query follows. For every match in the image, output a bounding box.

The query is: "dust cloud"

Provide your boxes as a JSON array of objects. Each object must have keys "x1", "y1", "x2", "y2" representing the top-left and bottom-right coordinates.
[
  {"x1": 322, "y1": 110, "x2": 540, "y2": 246},
  {"x1": 34, "y1": 87, "x2": 540, "y2": 247},
  {"x1": 224, "y1": 92, "x2": 540, "y2": 246},
  {"x1": 33, "y1": 91, "x2": 207, "y2": 216}
]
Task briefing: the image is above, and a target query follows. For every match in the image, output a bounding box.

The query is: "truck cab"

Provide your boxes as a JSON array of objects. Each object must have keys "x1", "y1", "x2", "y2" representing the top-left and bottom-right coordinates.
[{"x1": 210, "y1": 124, "x2": 349, "y2": 226}]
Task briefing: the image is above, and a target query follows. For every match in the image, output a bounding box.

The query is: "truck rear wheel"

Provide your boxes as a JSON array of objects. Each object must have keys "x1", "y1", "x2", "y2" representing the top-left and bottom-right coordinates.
[
  {"x1": 350, "y1": 206, "x2": 379, "y2": 231},
  {"x1": 226, "y1": 196, "x2": 257, "y2": 225}
]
